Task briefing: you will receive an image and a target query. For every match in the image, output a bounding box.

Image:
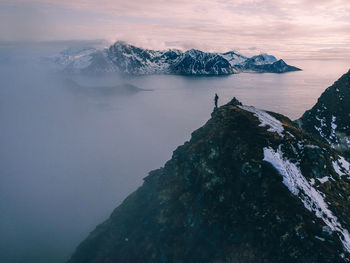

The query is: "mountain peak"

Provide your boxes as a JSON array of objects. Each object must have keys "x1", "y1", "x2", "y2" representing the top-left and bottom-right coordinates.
[
  {"x1": 68, "y1": 97, "x2": 350, "y2": 263},
  {"x1": 222, "y1": 50, "x2": 245, "y2": 57},
  {"x1": 185, "y1": 49, "x2": 205, "y2": 56},
  {"x1": 249, "y1": 53, "x2": 278, "y2": 64},
  {"x1": 110, "y1": 40, "x2": 141, "y2": 52},
  {"x1": 228, "y1": 97, "x2": 243, "y2": 106},
  {"x1": 111, "y1": 40, "x2": 131, "y2": 49},
  {"x1": 112, "y1": 40, "x2": 128, "y2": 46}
]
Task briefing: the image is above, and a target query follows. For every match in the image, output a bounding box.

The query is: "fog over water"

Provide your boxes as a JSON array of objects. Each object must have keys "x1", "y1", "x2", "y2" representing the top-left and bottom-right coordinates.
[{"x1": 0, "y1": 45, "x2": 349, "y2": 263}]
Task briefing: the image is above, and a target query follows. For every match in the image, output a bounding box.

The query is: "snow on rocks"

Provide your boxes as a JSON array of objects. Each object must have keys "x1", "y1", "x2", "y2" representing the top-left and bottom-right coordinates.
[
  {"x1": 317, "y1": 176, "x2": 330, "y2": 184},
  {"x1": 219, "y1": 52, "x2": 247, "y2": 67},
  {"x1": 305, "y1": 145, "x2": 320, "y2": 149},
  {"x1": 332, "y1": 116, "x2": 338, "y2": 131},
  {"x1": 310, "y1": 178, "x2": 316, "y2": 185},
  {"x1": 263, "y1": 146, "x2": 350, "y2": 253},
  {"x1": 333, "y1": 156, "x2": 350, "y2": 177},
  {"x1": 53, "y1": 47, "x2": 96, "y2": 68},
  {"x1": 239, "y1": 105, "x2": 284, "y2": 137},
  {"x1": 315, "y1": 235, "x2": 326, "y2": 242},
  {"x1": 330, "y1": 115, "x2": 339, "y2": 142},
  {"x1": 316, "y1": 115, "x2": 327, "y2": 128}
]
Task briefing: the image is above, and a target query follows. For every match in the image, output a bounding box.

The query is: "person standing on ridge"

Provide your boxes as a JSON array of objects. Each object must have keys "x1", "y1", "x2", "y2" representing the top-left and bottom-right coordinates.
[{"x1": 214, "y1": 93, "x2": 219, "y2": 108}]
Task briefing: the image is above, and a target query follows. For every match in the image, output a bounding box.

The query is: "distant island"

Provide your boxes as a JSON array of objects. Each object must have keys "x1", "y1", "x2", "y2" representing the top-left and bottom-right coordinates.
[
  {"x1": 53, "y1": 41, "x2": 301, "y2": 76},
  {"x1": 63, "y1": 79, "x2": 149, "y2": 97}
]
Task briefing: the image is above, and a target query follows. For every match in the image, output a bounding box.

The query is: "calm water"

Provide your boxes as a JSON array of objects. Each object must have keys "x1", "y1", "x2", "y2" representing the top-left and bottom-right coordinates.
[{"x1": 0, "y1": 55, "x2": 349, "y2": 263}]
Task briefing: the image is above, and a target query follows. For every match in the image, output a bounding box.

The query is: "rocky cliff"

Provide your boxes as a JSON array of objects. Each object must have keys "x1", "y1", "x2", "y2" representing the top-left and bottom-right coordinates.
[{"x1": 298, "y1": 69, "x2": 350, "y2": 159}]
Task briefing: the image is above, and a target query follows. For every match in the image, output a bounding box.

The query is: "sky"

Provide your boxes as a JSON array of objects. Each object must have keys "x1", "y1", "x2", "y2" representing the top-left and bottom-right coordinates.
[{"x1": 1, "y1": 0, "x2": 350, "y2": 58}]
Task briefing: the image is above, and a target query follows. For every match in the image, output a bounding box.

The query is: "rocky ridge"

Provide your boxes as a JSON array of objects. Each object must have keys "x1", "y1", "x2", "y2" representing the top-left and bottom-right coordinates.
[{"x1": 67, "y1": 97, "x2": 350, "y2": 263}]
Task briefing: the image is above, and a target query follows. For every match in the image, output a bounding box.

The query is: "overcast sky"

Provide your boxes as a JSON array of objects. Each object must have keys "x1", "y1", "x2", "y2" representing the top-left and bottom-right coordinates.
[{"x1": 1, "y1": 0, "x2": 350, "y2": 58}]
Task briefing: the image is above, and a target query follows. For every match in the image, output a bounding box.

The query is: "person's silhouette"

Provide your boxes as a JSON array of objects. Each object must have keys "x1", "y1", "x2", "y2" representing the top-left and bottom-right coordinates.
[{"x1": 214, "y1": 93, "x2": 219, "y2": 108}]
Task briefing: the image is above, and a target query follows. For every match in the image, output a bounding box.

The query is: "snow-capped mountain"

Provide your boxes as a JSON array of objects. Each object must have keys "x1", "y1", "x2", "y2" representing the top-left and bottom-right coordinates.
[
  {"x1": 219, "y1": 51, "x2": 247, "y2": 67},
  {"x1": 169, "y1": 49, "x2": 234, "y2": 75},
  {"x1": 241, "y1": 58, "x2": 301, "y2": 73},
  {"x1": 68, "y1": 97, "x2": 350, "y2": 263},
  {"x1": 247, "y1": 53, "x2": 278, "y2": 65},
  {"x1": 298, "y1": 69, "x2": 350, "y2": 159},
  {"x1": 232, "y1": 53, "x2": 301, "y2": 73},
  {"x1": 52, "y1": 47, "x2": 97, "y2": 69},
  {"x1": 105, "y1": 41, "x2": 182, "y2": 75},
  {"x1": 53, "y1": 41, "x2": 301, "y2": 75}
]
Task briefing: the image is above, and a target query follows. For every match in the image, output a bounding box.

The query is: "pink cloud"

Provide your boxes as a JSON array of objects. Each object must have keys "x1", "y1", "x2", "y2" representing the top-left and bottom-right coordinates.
[{"x1": 2, "y1": 0, "x2": 350, "y2": 58}]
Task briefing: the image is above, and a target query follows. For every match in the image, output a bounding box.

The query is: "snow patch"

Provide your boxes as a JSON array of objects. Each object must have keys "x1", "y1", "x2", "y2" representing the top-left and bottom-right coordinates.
[
  {"x1": 315, "y1": 235, "x2": 326, "y2": 241},
  {"x1": 305, "y1": 145, "x2": 320, "y2": 149},
  {"x1": 310, "y1": 178, "x2": 315, "y2": 185},
  {"x1": 317, "y1": 176, "x2": 329, "y2": 184},
  {"x1": 263, "y1": 146, "x2": 350, "y2": 252},
  {"x1": 239, "y1": 106, "x2": 284, "y2": 137},
  {"x1": 316, "y1": 115, "x2": 327, "y2": 127},
  {"x1": 333, "y1": 156, "x2": 350, "y2": 177},
  {"x1": 286, "y1": 131, "x2": 295, "y2": 138},
  {"x1": 330, "y1": 115, "x2": 338, "y2": 142},
  {"x1": 332, "y1": 116, "x2": 338, "y2": 130}
]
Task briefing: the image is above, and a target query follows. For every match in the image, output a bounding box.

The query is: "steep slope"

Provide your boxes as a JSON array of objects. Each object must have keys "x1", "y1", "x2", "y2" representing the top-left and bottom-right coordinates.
[
  {"x1": 68, "y1": 98, "x2": 350, "y2": 263},
  {"x1": 298, "y1": 69, "x2": 350, "y2": 159},
  {"x1": 53, "y1": 41, "x2": 300, "y2": 75}
]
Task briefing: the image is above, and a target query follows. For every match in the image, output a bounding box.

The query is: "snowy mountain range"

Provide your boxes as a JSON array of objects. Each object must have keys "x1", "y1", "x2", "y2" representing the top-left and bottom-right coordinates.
[{"x1": 53, "y1": 41, "x2": 301, "y2": 75}]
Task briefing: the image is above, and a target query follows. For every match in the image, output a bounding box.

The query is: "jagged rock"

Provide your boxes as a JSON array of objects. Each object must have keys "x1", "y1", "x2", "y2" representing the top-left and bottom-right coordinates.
[
  {"x1": 68, "y1": 98, "x2": 350, "y2": 263},
  {"x1": 169, "y1": 49, "x2": 234, "y2": 75}
]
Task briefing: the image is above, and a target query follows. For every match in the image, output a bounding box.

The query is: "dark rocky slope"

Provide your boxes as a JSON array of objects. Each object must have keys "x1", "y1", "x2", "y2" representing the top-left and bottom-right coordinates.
[
  {"x1": 68, "y1": 98, "x2": 350, "y2": 263},
  {"x1": 298, "y1": 69, "x2": 350, "y2": 159}
]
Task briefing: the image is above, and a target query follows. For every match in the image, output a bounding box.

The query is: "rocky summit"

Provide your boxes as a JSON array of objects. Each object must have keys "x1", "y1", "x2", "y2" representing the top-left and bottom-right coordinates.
[
  {"x1": 53, "y1": 41, "x2": 301, "y2": 75},
  {"x1": 298, "y1": 69, "x2": 350, "y2": 159},
  {"x1": 68, "y1": 97, "x2": 350, "y2": 263}
]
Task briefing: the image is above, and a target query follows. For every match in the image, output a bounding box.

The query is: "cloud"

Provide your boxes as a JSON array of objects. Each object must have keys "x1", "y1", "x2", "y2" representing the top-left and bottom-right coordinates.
[
  {"x1": 0, "y1": 3, "x2": 51, "y2": 41},
  {"x1": 1, "y1": 0, "x2": 350, "y2": 58}
]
